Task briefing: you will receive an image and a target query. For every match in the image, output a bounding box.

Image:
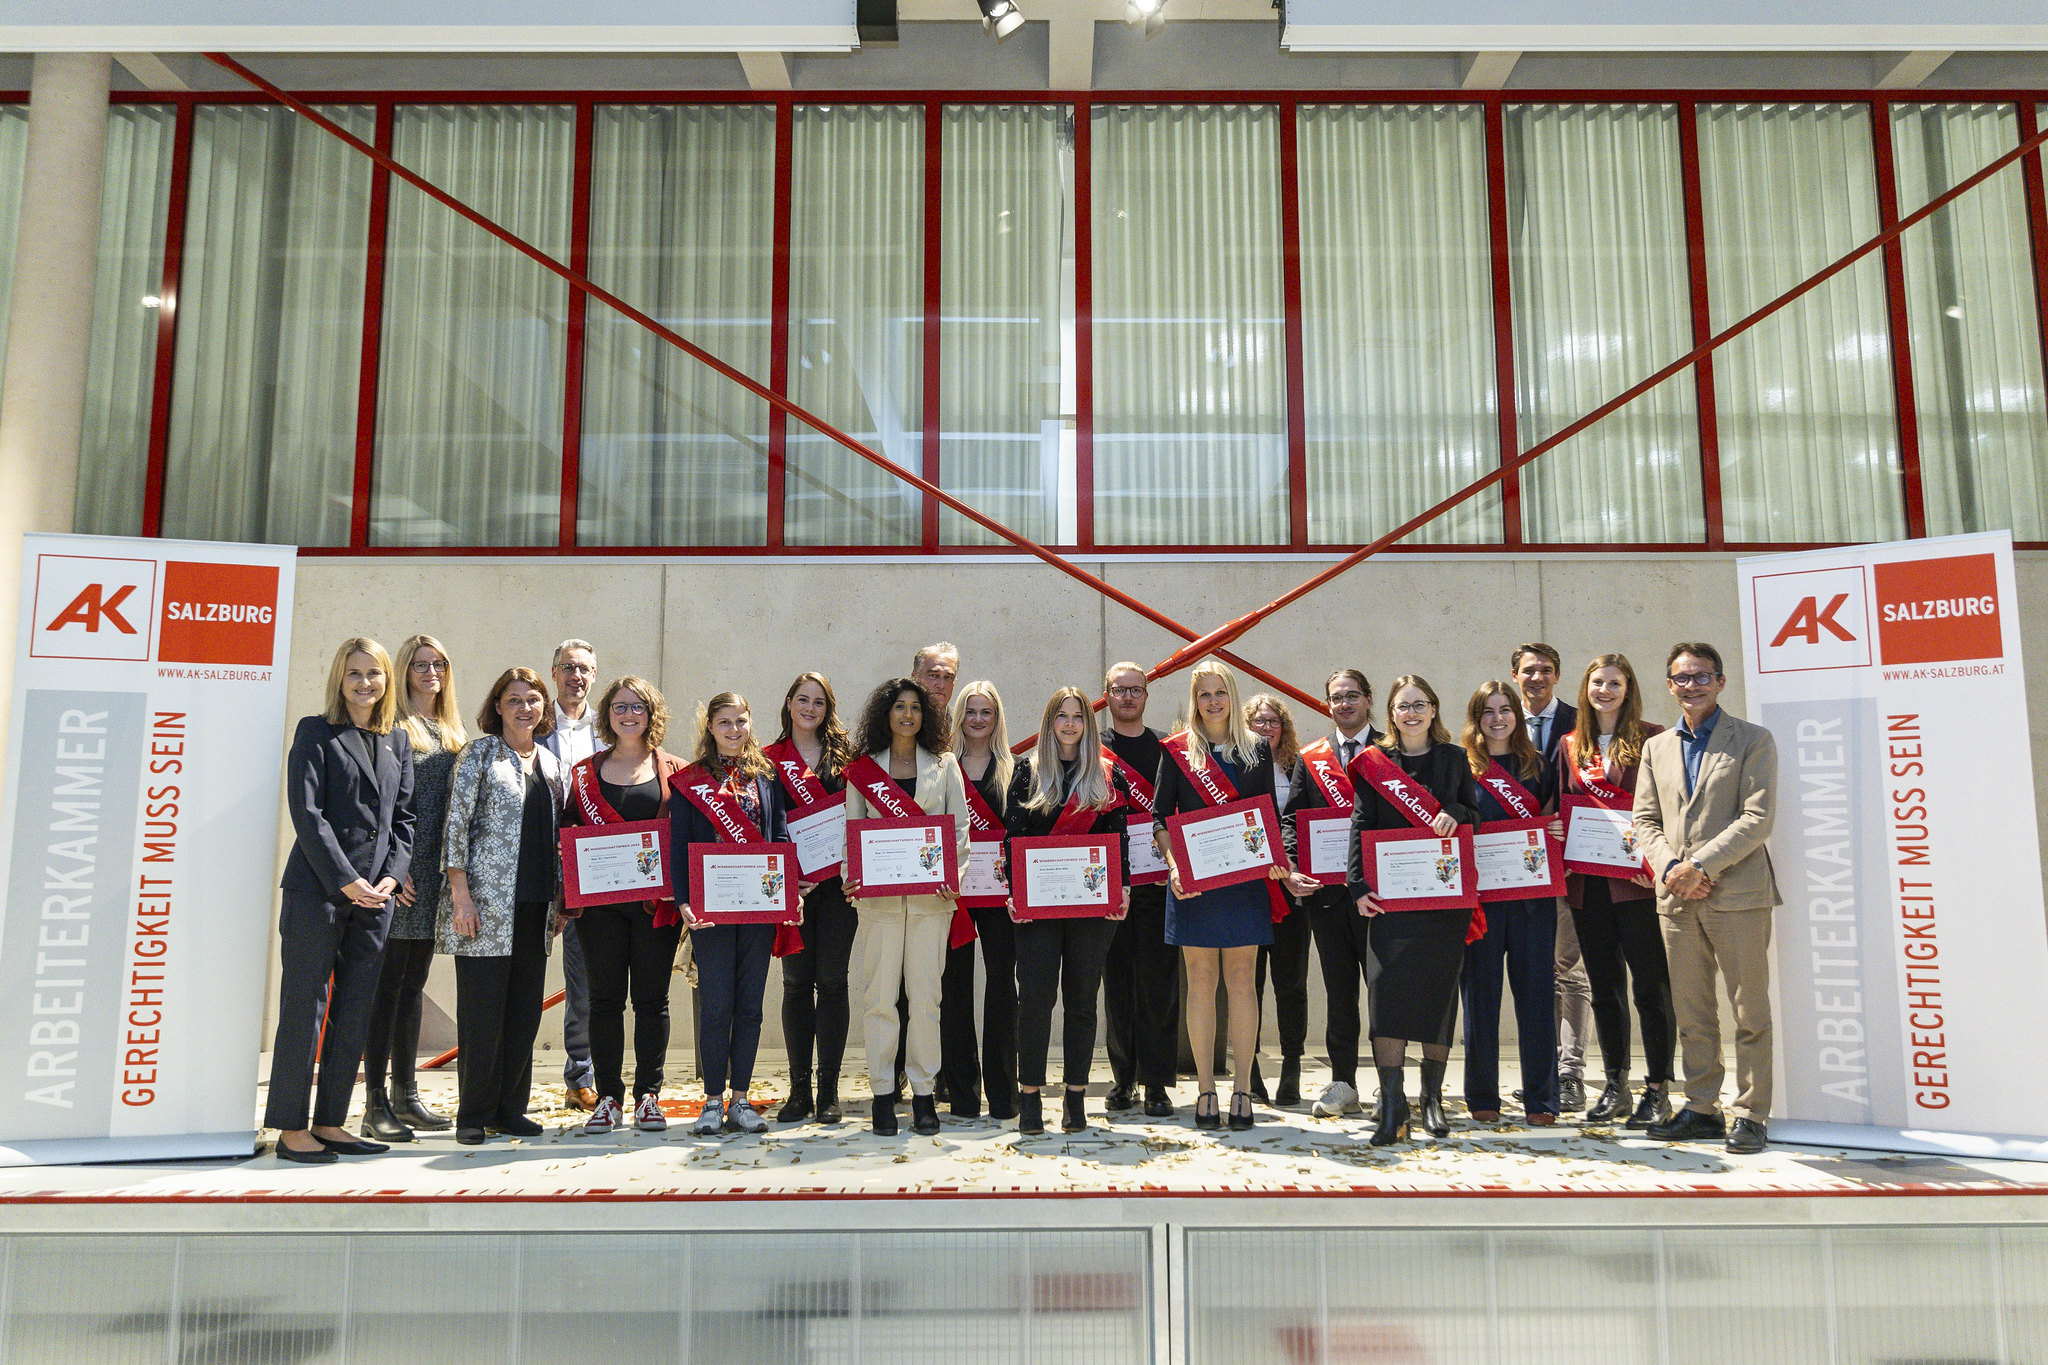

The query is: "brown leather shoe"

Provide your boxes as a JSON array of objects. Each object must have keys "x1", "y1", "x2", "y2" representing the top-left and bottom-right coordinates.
[{"x1": 565, "y1": 1086, "x2": 599, "y2": 1112}]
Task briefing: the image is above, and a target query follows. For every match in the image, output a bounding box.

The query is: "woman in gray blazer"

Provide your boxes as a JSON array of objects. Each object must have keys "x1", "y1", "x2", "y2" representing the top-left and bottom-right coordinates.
[{"x1": 440, "y1": 667, "x2": 570, "y2": 1144}]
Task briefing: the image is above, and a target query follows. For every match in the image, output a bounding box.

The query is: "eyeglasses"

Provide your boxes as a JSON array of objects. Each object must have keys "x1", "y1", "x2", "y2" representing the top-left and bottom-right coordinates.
[
  {"x1": 1248, "y1": 715, "x2": 1280, "y2": 728},
  {"x1": 1667, "y1": 672, "x2": 1722, "y2": 687},
  {"x1": 409, "y1": 659, "x2": 448, "y2": 674},
  {"x1": 1327, "y1": 691, "x2": 1366, "y2": 704},
  {"x1": 1392, "y1": 701, "x2": 1434, "y2": 714},
  {"x1": 1107, "y1": 686, "x2": 1148, "y2": 698},
  {"x1": 610, "y1": 701, "x2": 649, "y2": 715}
]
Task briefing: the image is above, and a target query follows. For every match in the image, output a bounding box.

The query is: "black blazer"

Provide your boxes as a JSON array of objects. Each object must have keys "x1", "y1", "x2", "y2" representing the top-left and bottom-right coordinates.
[
  {"x1": 1002, "y1": 755, "x2": 1134, "y2": 882},
  {"x1": 1344, "y1": 742, "x2": 1481, "y2": 899},
  {"x1": 1287, "y1": 726, "x2": 1382, "y2": 825},
  {"x1": 280, "y1": 715, "x2": 416, "y2": 902},
  {"x1": 669, "y1": 767, "x2": 793, "y2": 906},
  {"x1": 1532, "y1": 700, "x2": 1578, "y2": 766},
  {"x1": 1150, "y1": 736, "x2": 1278, "y2": 853}
]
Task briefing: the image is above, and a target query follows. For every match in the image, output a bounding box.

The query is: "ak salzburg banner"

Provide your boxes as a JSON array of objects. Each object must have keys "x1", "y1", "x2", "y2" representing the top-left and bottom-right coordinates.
[
  {"x1": 0, "y1": 533, "x2": 294, "y2": 1165},
  {"x1": 1740, "y1": 530, "x2": 2048, "y2": 1158}
]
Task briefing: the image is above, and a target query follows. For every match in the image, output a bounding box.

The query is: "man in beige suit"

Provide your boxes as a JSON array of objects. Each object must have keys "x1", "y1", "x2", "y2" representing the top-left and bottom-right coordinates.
[{"x1": 1632, "y1": 641, "x2": 1781, "y2": 1155}]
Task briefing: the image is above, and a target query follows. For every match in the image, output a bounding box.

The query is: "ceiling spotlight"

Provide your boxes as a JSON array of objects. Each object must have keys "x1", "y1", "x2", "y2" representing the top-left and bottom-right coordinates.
[
  {"x1": 978, "y1": 0, "x2": 1025, "y2": 40},
  {"x1": 1126, "y1": 0, "x2": 1168, "y2": 35}
]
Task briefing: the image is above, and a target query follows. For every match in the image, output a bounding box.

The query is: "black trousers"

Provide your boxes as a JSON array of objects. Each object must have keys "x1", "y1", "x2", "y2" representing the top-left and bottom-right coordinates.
[
  {"x1": 452, "y1": 899, "x2": 549, "y2": 1129},
  {"x1": 781, "y1": 880, "x2": 858, "y2": 1085},
  {"x1": 1306, "y1": 886, "x2": 1371, "y2": 1086},
  {"x1": 265, "y1": 890, "x2": 392, "y2": 1131},
  {"x1": 558, "y1": 916, "x2": 593, "y2": 1090},
  {"x1": 937, "y1": 905, "x2": 1019, "y2": 1116},
  {"x1": 363, "y1": 934, "x2": 433, "y2": 1091},
  {"x1": 578, "y1": 903, "x2": 683, "y2": 1105},
  {"x1": 1102, "y1": 885, "x2": 1179, "y2": 1090},
  {"x1": 1254, "y1": 895, "x2": 1312, "y2": 1059},
  {"x1": 1014, "y1": 916, "x2": 1117, "y2": 1090},
  {"x1": 693, "y1": 922, "x2": 775, "y2": 1094},
  {"x1": 1576, "y1": 875, "x2": 1677, "y2": 1084}
]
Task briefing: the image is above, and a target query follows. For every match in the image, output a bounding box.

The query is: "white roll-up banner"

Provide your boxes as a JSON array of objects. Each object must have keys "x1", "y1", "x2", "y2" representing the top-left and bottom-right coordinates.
[
  {"x1": 1740, "y1": 530, "x2": 2048, "y2": 1160},
  {"x1": 0, "y1": 533, "x2": 295, "y2": 1166}
]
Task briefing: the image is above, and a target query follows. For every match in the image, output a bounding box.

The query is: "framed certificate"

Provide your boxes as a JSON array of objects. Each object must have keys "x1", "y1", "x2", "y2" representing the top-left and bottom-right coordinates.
[
  {"x1": 1472, "y1": 817, "x2": 1566, "y2": 903},
  {"x1": 687, "y1": 843, "x2": 801, "y2": 924},
  {"x1": 559, "y1": 819, "x2": 672, "y2": 908},
  {"x1": 959, "y1": 839, "x2": 1009, "y2": 909},
  {"x1": 1165, "y1": 795, "x2": 1281, "y2": 894},
  {"x1": 844, "y1": 814, "x2": 960, "y2": 898},
  {"x1": 1011, "y1": 834, "x2": 1124, "y2": 920},
  {"x1": 1126, "y1": 813, "x2": 1168, "y2": 886},
  {"x1": 1561, "y1": 796, "x2": 1649, "y2": 879},
  {"x1": 785, "y1": 795, "x2": 846, "y2": 880},
  {"x1": 1358, "y1": 828, "x2": 1478, "y2": 911},
  {"x1": 1295, "y1": 808, "x2": 1353, "y2": 885}
]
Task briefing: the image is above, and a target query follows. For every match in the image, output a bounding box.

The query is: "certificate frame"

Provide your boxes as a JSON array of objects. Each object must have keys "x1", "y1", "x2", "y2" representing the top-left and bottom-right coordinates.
[
  {"x1": 1165, "y1": 795, "x2": 1282, "y2": 894},
  {"x1": 844, "y1": 814, "x2": 961, "y2": 898},
  {"x1": 559, "y1": 819, "x2": 672, "y2": 908},
  {"x1": 1472, "y1": 817, "x2": 1566, "y2": 903},
  {"x1": 686, "y1": 842, "x2": 802, "y2": 925},
  {"x1": 1560, "y1": 796, "x2": 1650, "y2": 879},
  {"x1": 1010, "y1": 833, "x2": 1124, "y2": 921},
  {"x1": 785, "y1": 794, "x2": 846, "y2": 880},
  {"x1": 1125, "y1": 813, "x2": 1169, "y2": 886},
  {"x1": 958, "y1": 838, "x2": 1010, "y2": 910},
  {"x1": 1358, "y1": 828, "x2": 1479, "y2": 911},
  {"x1": 1295, "y1": 808, "x2": 1354, "y2": 885}
]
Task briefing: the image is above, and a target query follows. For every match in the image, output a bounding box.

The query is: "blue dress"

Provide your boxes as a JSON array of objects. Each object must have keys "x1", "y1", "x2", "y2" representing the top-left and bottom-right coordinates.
[{"x1": 1164, "y1": 751, "x2": 1275, "y2": 949}]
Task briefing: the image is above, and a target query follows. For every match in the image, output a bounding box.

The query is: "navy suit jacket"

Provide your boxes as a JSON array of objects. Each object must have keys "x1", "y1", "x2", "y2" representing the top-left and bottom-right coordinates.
[
  {"x1": 1533, "y1": 700, "x2": 1578, "y2": 766},
  {"x1": 280, "y1": 715, "x2": 416, "y2": 901},
  {"x1": 668, "y1": 767, "x2": 793, "y2": 907}
]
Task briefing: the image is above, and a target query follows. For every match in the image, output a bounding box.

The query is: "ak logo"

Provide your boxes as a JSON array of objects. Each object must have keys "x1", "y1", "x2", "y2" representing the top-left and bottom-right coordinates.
[
  {"x1": 30, "y1": 555, "x2": 158, "y2": 662},
  {"x1": 1750, "y1": 565, "x2": 1871, "y2": 674}
]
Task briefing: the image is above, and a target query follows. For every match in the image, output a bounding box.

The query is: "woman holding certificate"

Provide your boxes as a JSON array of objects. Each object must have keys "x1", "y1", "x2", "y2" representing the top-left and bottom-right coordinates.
[
  {"x1": 1152, "y1": 659, "x2": 1292, "y2": 1132},
  {"x1": 561, "y1": 677, "x2": 690, "y2": 1137},
  {"x1": 842, "y1": 678, "x2": 972, "y2": 1138},
  {"x1": 765, "y1": 672, "x2": 856, "y2": 1125},
  {"x1": 1460, "y1": 682, "x2": 1560, "y2": 1126},
  {"x1": 1557, "y1": 654, "x2": 1675, "y2": 1129},
  {"x1": 1006, "y1": 688, "x2": 1132, "y2": 1135},
  {"x1": 669, "y1": 693, "x2": 792, "y2": 1137},
  {"x1": 1243, "y1": 694, "x2": 1317, "y2": 1109},
  {"x1": 942, "y1": 681, "x2": 1019, "y2": 1121},
  {"x1": 1346, "y1": 676, "x2": 1481, "y2": 1146}
]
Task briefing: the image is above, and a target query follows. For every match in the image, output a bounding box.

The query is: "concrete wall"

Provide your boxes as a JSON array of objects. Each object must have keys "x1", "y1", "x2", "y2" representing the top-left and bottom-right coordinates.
[{"x1": 261, "y1": 551, "x2": 2048, "y2": 1065}]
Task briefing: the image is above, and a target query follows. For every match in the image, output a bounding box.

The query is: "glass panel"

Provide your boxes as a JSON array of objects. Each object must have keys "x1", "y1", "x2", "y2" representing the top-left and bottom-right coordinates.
[
  {"x1": 344, "y1": 1233, "x2": 515, "y2": 1358},
  {"x1": 1, "y1": 1234, "x2": 179, "y2": 1362},
  {"x1": 0, "y1": 104, "x2": 28, "y2": 390},
  {"x1": 521, "y1": 1233, "x2": 685, "y2": 1353},
  {"x1": 1508, "y1": 103, "x2": 1704, "y2": 544},
  {"x1": 1298, "y1": 103, "x2": 1500, "y2": 546},
  {"x1": 372, "y1": 103, "x2": 574, "y2": 547},
  {"x1": 1092, "y1": 103, "x2": 1289, "y2": 547},
  {"x1": 939, "y1": 103, "x2": 1077, "y2": 547},
  {"x1": 786, "y1": 103, "x2": 925, "y2": 546},
  {"x1": 160, "y1": 104, "x2": 373, "y2": 547},
  {"x1": 581, "y1": 104, "x2": 775, "y2": 547},
  {"x1": 75, "y1": 103, "x2": 177, "y2": 537},
  {"x1": 1663, "y1": 1226, "x2": 1831, "y2": 1365},
  {"x1": 1894, "y1": 101, "x2": 2048, "y2": 540},
  {"x1": 1832, "y1": 1227, "x2": 2006, "y2": 1362},
  {"x1": 174, "y1": 1235, "x2": 348, "y2": 1363},
  {"x1": 1701, "y1": 102, "x2": 1904, "y2": 543}
]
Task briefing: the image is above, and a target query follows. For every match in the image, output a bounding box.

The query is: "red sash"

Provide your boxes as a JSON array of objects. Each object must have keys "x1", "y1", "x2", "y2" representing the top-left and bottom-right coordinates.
[
  {"x1": 1104, "y1": 744, "x2": 1158, "y2": 815},
  {"x1": 958, "y1": 770, "x2": 1009, "y2": 919},
  {"x1": 1052, "y1": 758, "x2": 1126, "y2": 836},
  {"x1": 673, "y1": 764, "x2": 804, "y2": 955},
  {"x1": 1351, "y1": 745, "x2": 1485, "y2": 943},
  {"x1": 1163, "y1": 733, "x2": 1288, "y2": 923},
  {"x1": 1477, "y1": 759, "x2": 1542, "y2": 820},
  {"x1": 572, "y1": 754, "x2": 680, "y2": 927},
  {"x1": 846, "y1": 753, "x2": 977, "y2": 950},
  {"x1": 1564, "y1": 736, "x2": 1633, "y2": 810},
  {"x1": 1298, "y1": 738, "x2": 1357, "y2": 813},
  {"x1": 762, "y1": 737, "x2": 834, "y2": 809}
]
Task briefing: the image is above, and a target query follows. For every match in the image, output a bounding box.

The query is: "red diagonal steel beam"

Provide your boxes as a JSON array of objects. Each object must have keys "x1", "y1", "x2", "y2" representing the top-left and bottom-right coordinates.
[
  {"x1": 203, "y1": 53, "x2": 1328, "y2": 716},
  {"x1": 1141, "y1": 113, "x2": 2048, "y2": 683}
]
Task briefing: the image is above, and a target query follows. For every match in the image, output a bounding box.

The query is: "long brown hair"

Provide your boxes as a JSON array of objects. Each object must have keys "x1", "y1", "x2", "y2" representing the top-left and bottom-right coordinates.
[
  {"x1": 1376, "y1": 675, "x2": 1454, "y2": 750},
  {"x1": 1569, "y1": 654, "x2": 1651, "y2": 770},
  {"x1": 776, "y1": 671, "x2": 853, "y2": 775},
  {"x1": 694, "y1": 691, "x2": 771, "y2": 780},
  {"x1": 1243, "y1": 693, "x2": 1302, "y2": 769},
  {"x1": 1461, "y1": 681, "x2": 1543, "y2": 782}
]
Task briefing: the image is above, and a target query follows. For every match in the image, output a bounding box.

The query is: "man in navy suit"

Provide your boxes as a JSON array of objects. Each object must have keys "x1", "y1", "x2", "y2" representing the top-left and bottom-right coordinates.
[{"x1": 1513, "y1": 642, "x2": 1590, "y2": 1115}]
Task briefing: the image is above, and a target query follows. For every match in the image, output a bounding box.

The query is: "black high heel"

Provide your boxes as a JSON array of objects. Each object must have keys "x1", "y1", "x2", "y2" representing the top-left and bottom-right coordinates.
[
  {"x1": 1228, "y1": 1090, "x2": 1255, "y2": 1131},
  {"x1": 1194, "y1": 1091, "x2": 1221, "y2": 1130},
  {"x1": 1062, "y1": 1089, "x2": 1088, "y2": 1133}
]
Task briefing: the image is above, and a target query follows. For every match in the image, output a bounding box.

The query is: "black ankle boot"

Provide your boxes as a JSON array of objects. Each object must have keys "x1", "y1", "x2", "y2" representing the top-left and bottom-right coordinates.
[
  {"x1": 1062, "y1": 1089, "x2": 1088, "y2": 1133},
  {"x1": 778, "y1": 1075, "x2": 814, "y2": 1123},
  {"x1": 362, "y1": 1086, "x2": 414, "y2": 1143},
  {"x1": 816, "y1": 1077, "x2": 842, "y2": 1124},
  {"x1": 1586, "y1": 1075, "x2": 1631, "y2": 1123},
  {"x1": 1017, "y1": 1091, "x2": 1045, "y2": 1135},
  {"x1": 1418, "y1": 1059, "x2": 1451, "y2": 1138},
  {"x1": 1370, "y1": 1066, "x2": 1410, "y2": 1147},
  {"x1": 872, "y1": 1093, "x2": 899, "y2": 1136},
  {"x1": 1276, "y1": 1056, "x2": 1302, "y2": 1108},
  {"x1": 395, "y1": 1084, "x2": 450, "y2": 1131},
  {"x1": 1249, "y1": 1058, "x2": 1271, "y2": 1105},
  {"x1": 911, "y1": 1093, "x2": 940, "y2": 1136}
]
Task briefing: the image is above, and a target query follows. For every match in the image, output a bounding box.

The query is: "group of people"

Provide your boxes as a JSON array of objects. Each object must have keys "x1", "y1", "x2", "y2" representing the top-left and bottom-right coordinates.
[{"x1": 264, "y1": 634, "x2": 1779, "y2": 1163}]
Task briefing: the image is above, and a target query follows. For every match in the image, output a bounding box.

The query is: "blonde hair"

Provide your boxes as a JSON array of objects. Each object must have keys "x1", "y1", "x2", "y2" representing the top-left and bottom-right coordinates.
[
  {"x1": 1027, "y1": 687, "x2": 1114, "y2": 814},
  {"x1": 395, "y1": 634, "x2": 465, "y2": 753},
  {"x1": 1376, "y1": 675, "x2": 1454, "y2": 751},
  {"x1": 952, "y1": 681, "x2": 1015, "y2": 811},
  {"x1": 693, "y1": 692, "x2": 771, "y2": 781},
  {"x1": 322, "y1": 637, "x2": 399, "y2": 735},
  {"x1": 1181, "y1": 658, "x2": 1261, "y2": 770}
]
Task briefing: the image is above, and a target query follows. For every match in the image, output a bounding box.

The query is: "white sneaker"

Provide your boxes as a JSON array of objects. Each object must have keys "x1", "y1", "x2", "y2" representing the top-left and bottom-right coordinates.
[
  {"x1": 691, "y1": 1097, "x2": 724, "y2": 1135},
  {"x1": 634, "y1": 1094, "x2": 667, "y2": 1132},
  {"x1": 727, "y1": 1099, "x2": 768, "y2": 1134},
  {"x1": 582, "y1": 1095, "x2": 622, "y2": 1135},
  {"x1": 1312, "y1": 1081, "x2": 1361, "y2": 1117}
]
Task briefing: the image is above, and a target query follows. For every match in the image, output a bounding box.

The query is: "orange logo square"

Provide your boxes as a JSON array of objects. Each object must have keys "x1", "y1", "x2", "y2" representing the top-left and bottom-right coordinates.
[
  {"x1": 157, "y1": 561, "x2": 280, "y2": 666},
  {"x1": 1872, "y1": 553, "x2": 2002, "y2": 666}
]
